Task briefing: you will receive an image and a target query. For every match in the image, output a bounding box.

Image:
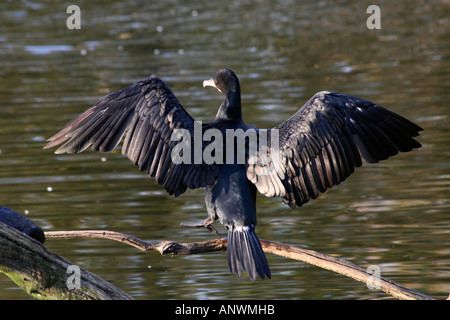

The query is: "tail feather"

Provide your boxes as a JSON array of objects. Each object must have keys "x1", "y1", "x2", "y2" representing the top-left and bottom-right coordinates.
[{"x1": 227, "y1": 226, "x2": 271, "y2": 280}]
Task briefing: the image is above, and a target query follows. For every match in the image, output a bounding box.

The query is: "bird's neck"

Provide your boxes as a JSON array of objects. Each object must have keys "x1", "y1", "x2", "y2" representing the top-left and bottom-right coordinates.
[{"x1": 216, "y1": 90, "x2": 242, "y2": 122}]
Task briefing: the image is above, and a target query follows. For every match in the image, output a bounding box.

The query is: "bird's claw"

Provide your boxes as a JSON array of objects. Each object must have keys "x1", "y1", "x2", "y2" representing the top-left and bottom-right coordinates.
[{"x1": 180, "y1": 218, "x2": 220, "y2": 236}]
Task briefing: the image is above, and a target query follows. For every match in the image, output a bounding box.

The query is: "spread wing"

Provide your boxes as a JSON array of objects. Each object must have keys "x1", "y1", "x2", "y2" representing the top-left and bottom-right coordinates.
[
  {"x1": 247, "y1": 91, "x2": 423, "y2": 208},
  {"x1": 44, "y1": 77, "x2": 219, "y2": 196}
]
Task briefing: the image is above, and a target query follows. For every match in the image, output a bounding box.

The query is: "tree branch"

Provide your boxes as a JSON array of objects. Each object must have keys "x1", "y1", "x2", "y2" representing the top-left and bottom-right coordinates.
[
  {"x1": 44, "y1": 229, "x2": 434, "y2": 300},
  {"x1": 44, "y1": 230, "x2": 227, "y2": 255},
  {"x1": 259, "y1": 240, "x2": 434, "y2": 300}
]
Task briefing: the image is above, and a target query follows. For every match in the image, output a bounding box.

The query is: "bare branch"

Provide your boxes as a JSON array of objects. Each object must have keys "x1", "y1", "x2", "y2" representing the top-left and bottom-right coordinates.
[
  {"x1": 44, "y1": 230, "x2": 227, "y2": 255},
  {"x1": 259, "y1": 240, "x2": 434, "y2": 300},
  {"x1": 45, "y1": 229, "x2": 434, "y2": 300}
]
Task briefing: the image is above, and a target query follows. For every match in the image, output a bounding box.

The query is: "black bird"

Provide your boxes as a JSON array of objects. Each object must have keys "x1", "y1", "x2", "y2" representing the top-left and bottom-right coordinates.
[{"x1": 44, "y1": 69, "x2": 422, "y2": 280}]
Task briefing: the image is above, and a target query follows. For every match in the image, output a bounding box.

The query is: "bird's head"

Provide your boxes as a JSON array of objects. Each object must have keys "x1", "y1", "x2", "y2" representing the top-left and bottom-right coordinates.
[
  {"x1": 204, "y1": 69, "x2": 242, "y2": 121},
  {"x1": 203, "y1": 69, "x2": 240, "y2": 95}
]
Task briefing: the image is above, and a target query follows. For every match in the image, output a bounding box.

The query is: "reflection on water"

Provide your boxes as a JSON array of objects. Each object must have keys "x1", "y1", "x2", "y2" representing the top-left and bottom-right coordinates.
[{"x1": 0, "y1": 1, "x2": 449, "y2": 299}]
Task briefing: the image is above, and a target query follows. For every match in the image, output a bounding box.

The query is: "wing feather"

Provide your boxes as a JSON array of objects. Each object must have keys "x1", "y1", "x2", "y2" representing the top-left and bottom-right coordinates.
[
  {"x1": 247, "y1": 91, "x2": 422, "y2": 208},
  {"x1": 44, "y1": 77, "x2": 219, "y2": 196}
]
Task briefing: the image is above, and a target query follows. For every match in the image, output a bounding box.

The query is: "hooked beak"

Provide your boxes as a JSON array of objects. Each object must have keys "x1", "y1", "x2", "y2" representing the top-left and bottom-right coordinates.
[{"x1": 203, "y1": 78, "x2": 215, "y2": 88}]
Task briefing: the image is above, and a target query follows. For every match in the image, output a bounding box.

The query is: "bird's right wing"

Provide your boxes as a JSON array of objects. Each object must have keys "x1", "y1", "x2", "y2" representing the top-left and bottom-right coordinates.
[
  {"x1": 247, "y1": 91, "x2": 422, "y2": 208},
  {"x1": 44, "y1": 77, "x2": 219, "y2": 196}
]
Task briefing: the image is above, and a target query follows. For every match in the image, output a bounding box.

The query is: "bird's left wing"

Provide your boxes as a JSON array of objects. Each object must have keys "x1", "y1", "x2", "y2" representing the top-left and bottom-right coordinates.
[
  {"x1": 246, "y1": 91, "x2": 422, "y2": 208},
  {"x1": 44, "y1": 77, "x2": 219, "y2": 196}
]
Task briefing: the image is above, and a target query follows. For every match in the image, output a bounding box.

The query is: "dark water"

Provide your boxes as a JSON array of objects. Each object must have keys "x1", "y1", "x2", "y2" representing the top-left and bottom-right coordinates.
[{"x1": 0, "y1": 1, "x2": 449, "y2": 300}]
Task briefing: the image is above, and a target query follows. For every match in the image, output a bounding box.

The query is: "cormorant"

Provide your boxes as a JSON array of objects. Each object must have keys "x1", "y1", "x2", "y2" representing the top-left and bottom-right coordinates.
[{"x1": 44, "y1": 69, "x2": 422, "y2": 280}]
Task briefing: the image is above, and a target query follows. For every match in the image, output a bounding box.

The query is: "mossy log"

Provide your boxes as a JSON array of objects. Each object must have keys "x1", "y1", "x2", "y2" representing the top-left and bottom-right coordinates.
[{"x1": 0, "y1": 221, "x2": 132, "y2": 300}]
